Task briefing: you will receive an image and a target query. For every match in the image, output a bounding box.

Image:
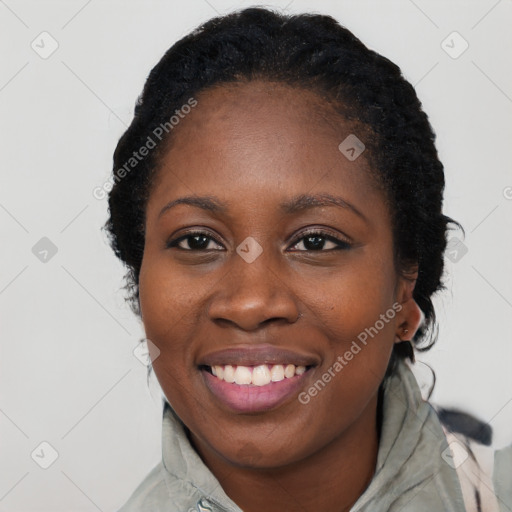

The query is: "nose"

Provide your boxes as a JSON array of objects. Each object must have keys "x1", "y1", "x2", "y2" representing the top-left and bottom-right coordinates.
[{"x1": 207, "y1": 251, "x2": 300, "y2": 331}]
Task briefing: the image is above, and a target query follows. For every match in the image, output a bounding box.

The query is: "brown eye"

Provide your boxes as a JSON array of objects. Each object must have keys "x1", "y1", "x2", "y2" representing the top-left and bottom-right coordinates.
[
  {"x1": 167, "y1": 231, "x2": 224, "y2": 251},
  {"x1": 288, "y1": 230, "x2": 352, "y2": 252}
]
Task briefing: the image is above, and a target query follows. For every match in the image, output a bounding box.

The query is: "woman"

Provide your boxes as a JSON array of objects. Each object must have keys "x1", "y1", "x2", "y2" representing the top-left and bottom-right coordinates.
[{"x1": 105, "y1": 7, "x2": 511, "y2": 511}]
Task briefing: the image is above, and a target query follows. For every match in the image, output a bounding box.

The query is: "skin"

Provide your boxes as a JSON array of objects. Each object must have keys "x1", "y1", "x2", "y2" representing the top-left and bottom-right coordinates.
[{"x1": 139, "y1": 80, "x2": 422, "y2": 512}]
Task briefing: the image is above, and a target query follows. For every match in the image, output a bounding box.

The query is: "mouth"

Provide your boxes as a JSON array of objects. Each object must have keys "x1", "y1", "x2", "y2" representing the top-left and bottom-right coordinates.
[
  {"x1": 201, "y1": 363, "x2": 310, "y2": 385},
  {"x1": 198, "y1": 343, "x2": 321, "y2": 413},
  {"x1": 197, "y1": 345, "x2": 319, "y2": 413},
  {"x1": 200, "y1": 364, "x2": 314, "y2": 413}
]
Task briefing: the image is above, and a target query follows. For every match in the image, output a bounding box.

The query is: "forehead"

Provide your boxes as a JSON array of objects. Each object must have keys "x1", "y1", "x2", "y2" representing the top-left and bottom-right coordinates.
[
  {"x1": 169, "y1": 80, "x2": 361, "y2": 150},
  {"x1": 149, "y1": 80, "x2": 383, "y2": 216}
]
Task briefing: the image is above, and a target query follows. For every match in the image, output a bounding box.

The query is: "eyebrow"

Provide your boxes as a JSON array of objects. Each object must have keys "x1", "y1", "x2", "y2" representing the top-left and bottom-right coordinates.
[{"x1": 158, "y1": 193, "x2": 367, "y2": 221}]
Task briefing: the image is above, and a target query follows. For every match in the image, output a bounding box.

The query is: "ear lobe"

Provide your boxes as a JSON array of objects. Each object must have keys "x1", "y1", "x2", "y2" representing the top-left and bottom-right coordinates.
[{"x1": 396, "y1": 297, "x2": 423, "y2": 342}]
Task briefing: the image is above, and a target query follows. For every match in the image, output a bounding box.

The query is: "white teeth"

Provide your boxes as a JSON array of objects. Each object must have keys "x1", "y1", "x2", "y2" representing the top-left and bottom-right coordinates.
[
  {"x1": 234, "y1": 366, "x2": 252, "y2": 385},
  {"x1": 252, "y1": 365, "x2": 271, "y2": 386},
  {"x1": 284, "y1": 364, "x2": 295, "y2": 378},
  {"x1": 270, "y1": 364, "x2": 285, "y2": 382},
  {"x1": 214, "y1": 365, "x2": 224, "y2": 379},
  {"x1": 223, "y1": 365, "x2": 235, "y2": 383},
  {"x1": 208, "y1": 363, "x2": 308, "y2": 385}
]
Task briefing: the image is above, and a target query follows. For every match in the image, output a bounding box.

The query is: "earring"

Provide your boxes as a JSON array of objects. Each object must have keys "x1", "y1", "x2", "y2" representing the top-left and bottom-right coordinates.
[{"x1": 395, "y1": 327, "x2": 409, "y2": 343}]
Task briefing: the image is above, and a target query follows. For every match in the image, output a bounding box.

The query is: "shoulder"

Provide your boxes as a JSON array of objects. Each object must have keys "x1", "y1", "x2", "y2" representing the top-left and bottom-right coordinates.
[
  {"x1": 116, "y1": 462, "x2": 170, "y2": 512},
  {"x1": 435, "y1": 406, "x2": 511, "y2": 512},
  {"x1": 115, "y1": 460, "x2": 207, "y2": 512}
]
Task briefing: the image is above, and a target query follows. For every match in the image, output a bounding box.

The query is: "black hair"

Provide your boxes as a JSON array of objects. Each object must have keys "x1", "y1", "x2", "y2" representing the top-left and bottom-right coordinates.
[{"x1": 104, "y1": 7, "x2": 463, "y2": 373}]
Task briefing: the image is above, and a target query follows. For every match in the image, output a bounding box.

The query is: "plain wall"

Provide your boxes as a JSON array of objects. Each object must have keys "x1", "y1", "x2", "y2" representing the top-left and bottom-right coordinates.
[{"x1": 1, "y1": 0, "x2": 511, "y2": 510}]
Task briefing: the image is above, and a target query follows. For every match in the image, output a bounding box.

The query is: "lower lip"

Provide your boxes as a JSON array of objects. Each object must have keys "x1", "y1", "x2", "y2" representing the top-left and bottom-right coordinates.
[{"x1": 202, "y1": 369, "x2": 311, "y2": 413}]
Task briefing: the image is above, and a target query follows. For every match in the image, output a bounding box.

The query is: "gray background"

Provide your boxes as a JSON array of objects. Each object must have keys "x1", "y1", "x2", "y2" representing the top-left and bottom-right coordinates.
[{"x1": 1, "y1": 0, "x2": 511, "y2": 510}]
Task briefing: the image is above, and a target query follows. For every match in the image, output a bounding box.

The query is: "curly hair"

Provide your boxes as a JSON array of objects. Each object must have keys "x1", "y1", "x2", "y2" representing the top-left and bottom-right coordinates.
[{"x1": 104, "y1": 7, "x2": 462, "y2": 373}]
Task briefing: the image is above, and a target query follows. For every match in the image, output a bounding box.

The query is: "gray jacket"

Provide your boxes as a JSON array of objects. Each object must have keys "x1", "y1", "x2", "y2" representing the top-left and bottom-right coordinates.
[{"x1": 118, "y1": 361, "x2": 511, "y2": 511}]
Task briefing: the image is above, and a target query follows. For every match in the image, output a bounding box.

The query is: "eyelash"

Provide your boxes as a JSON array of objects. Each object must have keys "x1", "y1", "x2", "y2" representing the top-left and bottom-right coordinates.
[{"x1": 167, "y1": 228, "x2": 352, "y2": 252}]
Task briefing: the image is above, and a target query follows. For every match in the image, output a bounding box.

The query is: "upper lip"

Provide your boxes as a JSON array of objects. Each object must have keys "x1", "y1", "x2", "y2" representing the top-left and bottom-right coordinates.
[{"x1": 198, "y1": 344, "x2": 320, "y2": 368}]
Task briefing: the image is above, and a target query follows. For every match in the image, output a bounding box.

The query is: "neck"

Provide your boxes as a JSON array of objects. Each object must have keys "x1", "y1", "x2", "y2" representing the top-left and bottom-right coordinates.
[{"x1": 190, "y1": 394, "x2": 380, "y2": 512}]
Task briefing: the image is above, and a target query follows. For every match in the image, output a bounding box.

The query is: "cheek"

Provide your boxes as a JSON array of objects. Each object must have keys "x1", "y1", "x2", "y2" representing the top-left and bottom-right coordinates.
[
  {"x1": 139, "y1": 252, "x2": 203, "y2": 335},
  {"x1": 307, "y1": 253, "x2": 398, "y2": 390},
  {"x1": 138, "y1": 255, "x2": 196, "y2": 371},
  {"x1": 139, "y1": 256, "x2": 208, "y2": 413},
  {"x1": 296, "y1": 279, "x2": 398, "y2": 452},
  {"x1": 306, "y1": 251, "x2": 398, "y2": 345}
]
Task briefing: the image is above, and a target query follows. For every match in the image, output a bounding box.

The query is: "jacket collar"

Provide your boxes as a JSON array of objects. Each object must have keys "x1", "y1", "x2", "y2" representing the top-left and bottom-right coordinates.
[
  {"x1": 160, "y1": 360, "x2": 467, "y2": 511},
  {"x1": 350, "y1": 360, "x2": 466, "y2": 510}
]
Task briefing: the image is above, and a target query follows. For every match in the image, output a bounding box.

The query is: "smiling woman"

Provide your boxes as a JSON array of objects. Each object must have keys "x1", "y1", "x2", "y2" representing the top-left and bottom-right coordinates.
[{"x1": 104, "y1": 7, "x2": 510, "y2": 512}]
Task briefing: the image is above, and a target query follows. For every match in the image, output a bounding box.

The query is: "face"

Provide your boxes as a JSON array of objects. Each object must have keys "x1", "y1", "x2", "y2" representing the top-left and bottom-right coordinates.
[{"x1": 139, "y1": 80, "x2": 417, "y2": 469}]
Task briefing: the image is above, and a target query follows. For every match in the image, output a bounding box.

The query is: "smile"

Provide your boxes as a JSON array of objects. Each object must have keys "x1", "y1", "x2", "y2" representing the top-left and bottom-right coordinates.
[
  {"x1": 206, "y1": 363, "x2": 307, "y2": 386},
  {"x1": 198, "y1": 344, "x2": 319, "y2": 412},
  {"x1": 200, "y1": 363, "x2": 314, "y2": 413}
]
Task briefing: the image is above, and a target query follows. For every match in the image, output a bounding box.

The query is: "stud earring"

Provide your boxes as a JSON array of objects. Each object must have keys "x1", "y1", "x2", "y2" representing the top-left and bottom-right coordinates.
[{"x1": 396, "y1": 328, "x2": 409, "y2": 343}]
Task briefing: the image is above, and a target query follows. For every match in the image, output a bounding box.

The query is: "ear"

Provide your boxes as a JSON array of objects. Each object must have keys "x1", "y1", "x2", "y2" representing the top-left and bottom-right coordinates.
[{"x1": 394, "y1": 268, "x2": 423, "y2": 343}]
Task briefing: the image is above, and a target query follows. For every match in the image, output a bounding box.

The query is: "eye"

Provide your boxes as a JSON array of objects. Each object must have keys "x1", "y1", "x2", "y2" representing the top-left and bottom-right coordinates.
[
  {"x1": 166, "y1": 228, "x2": 352, "y2": 252},
  {"x1": 288, "y1": 229, "x2": 352, "y2": 252},
  {"x1": 167, "y1": 231, "x2": 224, "y2": 251}
]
